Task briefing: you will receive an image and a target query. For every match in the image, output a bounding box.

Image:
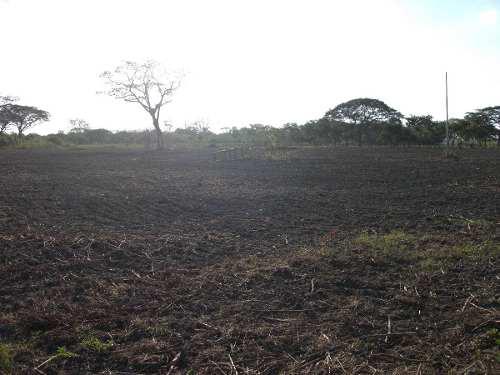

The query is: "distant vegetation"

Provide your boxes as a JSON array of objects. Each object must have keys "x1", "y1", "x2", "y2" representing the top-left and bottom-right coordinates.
[
  {"x1": 1, "y1": 93, "x2": 499, "y2": 150},
  {"x1": 0, "y1": 95, "x2": 50, "y2": 147}
]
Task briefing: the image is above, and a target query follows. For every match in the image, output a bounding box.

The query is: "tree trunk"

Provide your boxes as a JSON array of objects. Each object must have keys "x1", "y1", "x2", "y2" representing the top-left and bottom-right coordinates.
[{"x1": 152, "y1": 117, "x2": 163, "y2": 150}]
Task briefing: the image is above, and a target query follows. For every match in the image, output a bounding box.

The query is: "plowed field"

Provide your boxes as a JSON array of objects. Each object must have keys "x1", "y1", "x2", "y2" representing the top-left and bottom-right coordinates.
[{"x1": 0, "y1": 147, "x2": 499, "y2": 374}]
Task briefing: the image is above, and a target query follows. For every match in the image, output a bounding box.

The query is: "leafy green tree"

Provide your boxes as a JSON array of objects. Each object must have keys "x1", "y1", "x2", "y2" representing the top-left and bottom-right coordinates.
[
  {"x1": 406, "y1": 115, "x2": 446, "y2": 145},
  {"x1": 324, "y1": 98, "x2": 402, "y2": 145},
  {"x1": 300, "y1": 121, "x2": 320, "y2": 144},
  {"x1": 6, "y1": 105, "x2": 49, "y2": 136},
  {"x1": 471, "y1": 106, "x2": 500, "y2": 145},
  {"x1": 376, "y1": 122, "x2": 406, "y2": 145},
  {"x1": 314, "y1": 118, "x2": 346, "y2": 145},
  {"x1": 451, "y1": 111, "x2": 497, "y2": 146},
  {"x1": 227, "y1": 124, "x2": 278, "y2": 146},
  {"x1": 324, "y1": 98, "x2": 402, "y2": 124},
  {"x1": 281, "y1": 123, "x2": 303, "y2": 144}
]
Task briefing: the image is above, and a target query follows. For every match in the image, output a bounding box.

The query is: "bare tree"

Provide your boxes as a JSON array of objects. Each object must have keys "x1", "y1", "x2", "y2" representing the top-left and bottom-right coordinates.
[
  {"x1": 100, "y1": 61, "x2": 181, "y2": 149},
  {"x1": 69, "y1": 118, "x2": 90, "y2": 133},
  {"x1": 191, "y1": 119, "x2": 211, "y2": 134},
  {"x1": 163, "y1": 120, "x2": 173, "y2": 133},
  {"x1": 7, "y1": 105, "x2": 50, "y2": 136}
]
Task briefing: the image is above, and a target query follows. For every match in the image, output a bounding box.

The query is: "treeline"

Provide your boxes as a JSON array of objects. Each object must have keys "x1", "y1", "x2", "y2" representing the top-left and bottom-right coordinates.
[
  {"x1": 1, "y1": 97, "x2": 499, "y2": 149},
  {"x1": 260, "y1": 98, "x2": 498, "y2": 147},
  {"x1": 0, "y1": 123, "x2": 218, "y2": 149},
  {"x1": 188, "y1": 98, "x2": 499, "y2": 148},
  {"x1": 215, "y1": 98, "x2": 500, "y2": 147}
]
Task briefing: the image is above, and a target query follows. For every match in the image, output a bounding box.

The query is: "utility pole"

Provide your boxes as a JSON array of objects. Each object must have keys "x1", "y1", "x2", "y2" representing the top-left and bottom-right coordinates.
[{"x1": 445, "y1": 72, "x2": 449, "y2": 146}]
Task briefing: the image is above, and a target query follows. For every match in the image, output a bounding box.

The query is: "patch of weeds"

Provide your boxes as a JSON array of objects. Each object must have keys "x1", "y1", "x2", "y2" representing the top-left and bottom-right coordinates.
[
  {"x1": 0, "y1": 343, "x2": 13, "y2": 373},
  {"x1": 486, "y1": 329, "x2": 500, "y2": 348},
  {"x1": 354, "y1": 230, "x2": 415, "y2": 254},
  {"x1": 415, "y1": 239, "x2": 498, "y2": 273},
  {"x1": 485, "y1": 329, "x2": 500, "y2": 363},
  {"x1": 33, "y1": 346, "x2": 77, "y2": 373},
  {"x1": 144, "y1": 324, "x2": 169, "y2": 337},
  {"x1": 129, "y1": 317, "x2": 170, "y2": 339},
  {"x1": 431, "y1": 215, "x2": 494, "y2": 232},
  {"x1": 137, "y1": 319, "x2": 169, "y2": 337},
  {"x1": 80, "y1": 336, "x2": 114, "y2": 353},
  {"x1": 417, "y1": 257, "x2": 444, "y2": 273},
  {"x1": 55, "y1": 346, "x2": 78, "y2": 359},
  {"x1": 289, "y1": 246, "x2": 331, "y2": 265},
  {"x1": 450, "y1": 241, "x2": 499, "y2": 258},
  {"x1": 451, "y1": 243, "x2": 480, "y2": 257}
]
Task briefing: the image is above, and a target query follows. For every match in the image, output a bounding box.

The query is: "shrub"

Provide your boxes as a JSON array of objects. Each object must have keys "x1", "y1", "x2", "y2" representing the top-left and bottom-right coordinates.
[{"x1": 80, "y1": 336, "x2": 113, "y2": 353}]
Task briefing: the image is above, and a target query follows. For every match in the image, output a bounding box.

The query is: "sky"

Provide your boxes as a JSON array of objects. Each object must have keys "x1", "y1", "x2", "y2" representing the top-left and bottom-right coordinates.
[{"x1": 0, "y1": 0, "x2": 499, "y2": 134}]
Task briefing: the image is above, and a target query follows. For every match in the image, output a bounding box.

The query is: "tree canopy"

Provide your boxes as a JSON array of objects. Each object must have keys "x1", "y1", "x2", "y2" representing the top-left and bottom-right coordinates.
[
  {"x1": 321, "y1": 98, "x2": 403, "y2": 145},
  {"x1": 0, "y1": 96, "x2": 18, "y2": 134},
  {"x1": 473, "y1": 106, "x2": 500, "y2": 145},
  {"x1": 449, "y1": 109, "x2": 499, "y2": 145},
  {"x1": 6, "y1": 105, "x2": 50, "y2": 136},
  {"x1": 324, "y1": 98, "x2": 402, "y2": 125}
]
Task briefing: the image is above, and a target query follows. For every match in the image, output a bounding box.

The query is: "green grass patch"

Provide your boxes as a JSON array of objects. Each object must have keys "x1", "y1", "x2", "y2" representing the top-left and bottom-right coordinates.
[
  {"x1": 338, "y1": 229, "x2": 498, "y2": 273},
  {"x1": 0, "y1": 343, "x2": 13, "y2": 373},
  {"x1": 449, "y1": 241, "x2": 499, "y2": 258},
  {"x1": 55, "y1": 346, "x2": 78, "y2": 359},
  {"x1": 80, "y1": 336, "x2": 114, "y2": 353},
  {"x1": 353, "y1": 230, "x2": 416, "y2": 254},
  {"x1": 430, "y1": 215, "x2": 494, "y2": 232},
  {"x1": 417, "y1": 257, "x2": 444, "y2": 272},
  {"x1": 415, "y1": 240, "x2": 498, "y2": 272}
]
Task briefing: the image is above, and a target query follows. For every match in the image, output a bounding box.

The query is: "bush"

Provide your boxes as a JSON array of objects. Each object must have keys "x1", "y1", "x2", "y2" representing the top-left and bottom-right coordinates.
[
  {"x1": 80, "y1": 336, "x2": 113, "y2": 353},
  {"x1": 46, "y1": 135, "x2": 65, "y2": 146},
  {"x1": 0, "y1": 134, "x2": 16, "y2": 147}
]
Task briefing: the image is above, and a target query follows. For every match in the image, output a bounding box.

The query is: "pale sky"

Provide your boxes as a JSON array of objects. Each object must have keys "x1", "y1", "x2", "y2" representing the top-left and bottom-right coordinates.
[{"x1": 0, "y1": 0, "x2": 499, "y2": 134}]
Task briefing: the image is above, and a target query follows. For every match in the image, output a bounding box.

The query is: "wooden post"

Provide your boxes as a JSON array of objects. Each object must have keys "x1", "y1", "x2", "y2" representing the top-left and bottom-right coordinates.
[{"x1": 445, "y1": 72, "x2": 449, "y2": 147}]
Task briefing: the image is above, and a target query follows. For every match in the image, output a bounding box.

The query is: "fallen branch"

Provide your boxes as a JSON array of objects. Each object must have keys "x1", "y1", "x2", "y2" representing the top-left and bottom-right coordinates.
[{"x1": 228, "y1": 353, "x2": 238, "y2": 375}]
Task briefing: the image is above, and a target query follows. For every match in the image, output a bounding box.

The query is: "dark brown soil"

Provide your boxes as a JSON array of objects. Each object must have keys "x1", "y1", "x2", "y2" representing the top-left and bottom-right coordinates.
[{"x1": 0, "y1": 147, "x2": 499, "y2": 374}]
